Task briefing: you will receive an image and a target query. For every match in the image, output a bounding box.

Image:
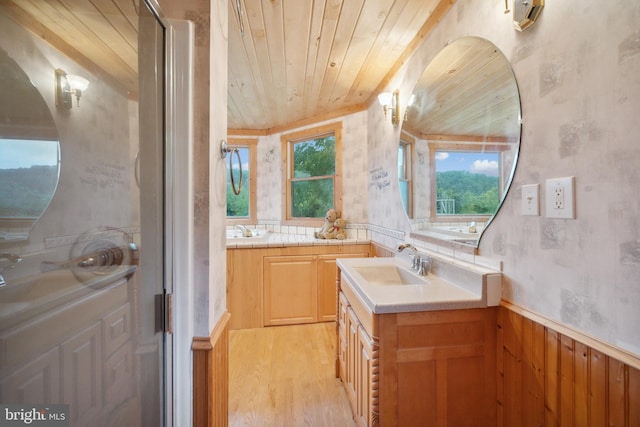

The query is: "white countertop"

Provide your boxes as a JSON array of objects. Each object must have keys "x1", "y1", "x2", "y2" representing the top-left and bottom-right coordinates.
[
  {"x1": 226, "y1": 232, "x2": 369, "y2": 248},
  {"x1": 337, "y1": 257, "x2": 499, "y2": 314}
]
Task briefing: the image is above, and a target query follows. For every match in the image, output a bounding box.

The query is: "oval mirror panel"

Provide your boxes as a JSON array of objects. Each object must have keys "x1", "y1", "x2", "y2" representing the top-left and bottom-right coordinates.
[
  {"x1": 400, "y1": 36, "x2": 521, "y2": 250},
  {"x1": 0, "y1": 47, "x2": 60, "y2": 241}
]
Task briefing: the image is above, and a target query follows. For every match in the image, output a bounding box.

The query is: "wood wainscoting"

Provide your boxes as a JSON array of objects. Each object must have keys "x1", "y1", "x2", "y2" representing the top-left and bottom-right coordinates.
[
  {"x1": 193, "y1": 311, "x2": 230, "y2": 427},
  {"x1": 498, "y1": 302, "x2": 640, "y2": 426}
]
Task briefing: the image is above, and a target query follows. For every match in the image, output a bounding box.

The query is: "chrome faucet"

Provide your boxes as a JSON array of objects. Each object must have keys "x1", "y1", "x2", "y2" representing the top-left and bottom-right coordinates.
[
  {"x1": 235, "y1": 224, "x2": 253, "y2": 237},
  {"x1": 397, "y1": 243, "x2": 430, "y2": 276},
  {"x1": 0, "y1": 252, "x2": 23, "y2": 287},
  {"x1": 417, "y1": 257, "x2": 431, "y2": 276},
  {"x1": 398, "y1": 243, "x2": 431, "y2": 276}
]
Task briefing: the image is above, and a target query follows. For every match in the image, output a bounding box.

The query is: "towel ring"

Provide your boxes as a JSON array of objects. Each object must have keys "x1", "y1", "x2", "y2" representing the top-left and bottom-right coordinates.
[
  {"x1": 229, "y1": 148, "x2": 242, "y2": 195},
  {"x1": 221, "y1": 140, "x2": 243, "y2": 195}
]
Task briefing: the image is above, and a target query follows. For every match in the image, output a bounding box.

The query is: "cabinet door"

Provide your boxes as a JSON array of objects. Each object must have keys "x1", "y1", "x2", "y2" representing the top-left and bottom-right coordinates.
[
  {"x1": 317, "y1": 253, "x2": 368, "y2": 322},
  {"x1": 357, "y1": 325, "x2": 373, "y2": 427},
  {"x1": 337, "y1": 292, "x2": 349, "y2": 382},
  {"x1": 227, "y1": 248, "x2": 264, "y2": 330},
  {"x1": 264, "y1": 255, "x2": 317, "y2": 326},
  {"x1": 0, "y1": 346, "x2": 61, "y2": 404},
  {"x1": 345, "y1": 307, "x2": 359, "y2": 414},
  {"x1": 62, "y1": 322, "x2": 103, "y2": 426}
]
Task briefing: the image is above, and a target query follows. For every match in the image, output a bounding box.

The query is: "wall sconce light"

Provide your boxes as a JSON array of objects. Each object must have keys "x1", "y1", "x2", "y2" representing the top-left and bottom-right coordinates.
[
  {"x1": 55, "y1": 68, "x2": 90, "y2": 109},
  {"x1": 513, "y1": 0, "x2": 544, "y2": 31},
  {"x1": 378, "y1": 89, "x2": 400, "y2": 127}
]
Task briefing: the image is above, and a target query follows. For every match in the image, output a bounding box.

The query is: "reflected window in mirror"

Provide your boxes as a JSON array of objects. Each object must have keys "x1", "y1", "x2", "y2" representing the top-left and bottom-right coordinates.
[
  {"x1": 430, "y1": 142, "x2": 510, "y2": 222},
  {"x1": 398, "y1": 133, "x2": 414, "y2": 218},
  {"x1": 226, "y1": 138, "x2": 257, "y2": 225},
  {"x1": 0, "y1": 139, "x2": 59, "y2": 218},
  {"x1": 1, "y1": 47, "x2": 61, "y2": 241}
]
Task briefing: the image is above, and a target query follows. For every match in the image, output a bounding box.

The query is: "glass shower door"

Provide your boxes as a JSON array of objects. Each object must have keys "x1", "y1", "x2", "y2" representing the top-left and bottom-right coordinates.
[{"x1": 0, "y1": 0, "x2": 169, "y2": 425}]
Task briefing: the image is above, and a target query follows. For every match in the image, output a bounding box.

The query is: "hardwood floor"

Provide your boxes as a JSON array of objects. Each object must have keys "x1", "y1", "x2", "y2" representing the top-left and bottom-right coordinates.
[{"x1": 229, "y1": 322, "x2": 356, "y2": 427}]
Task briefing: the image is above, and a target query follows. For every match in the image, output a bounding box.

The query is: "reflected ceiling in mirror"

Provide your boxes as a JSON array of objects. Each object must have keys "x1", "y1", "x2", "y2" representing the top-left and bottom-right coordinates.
[
  {"x1": 400, "y1": 36, "x2": 521, "y2": 252},
  {"x1": 0, "y1": 47, "x2": 60, "y2": 241}
]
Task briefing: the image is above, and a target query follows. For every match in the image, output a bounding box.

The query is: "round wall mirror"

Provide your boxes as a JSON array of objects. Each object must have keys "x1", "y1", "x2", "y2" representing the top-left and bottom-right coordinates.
[
  {"x1": 400, "y1": 36, "x2": 521, "y2": 251},
  {"x1": 0, "y1": 47, "x2": 60, "y2": 241}
]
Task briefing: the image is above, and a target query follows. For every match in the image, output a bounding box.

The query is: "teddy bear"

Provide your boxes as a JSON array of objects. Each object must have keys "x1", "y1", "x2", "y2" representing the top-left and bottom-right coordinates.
[
  {"x1": 332, "y1": 218, "x2": 348, "y2": 240},
  {"x1": 321, "y1": 217, "x2": 348, "y2": 240},
  {"x1": 314, "y1": 208, "x2": 340, "y2": 239}
]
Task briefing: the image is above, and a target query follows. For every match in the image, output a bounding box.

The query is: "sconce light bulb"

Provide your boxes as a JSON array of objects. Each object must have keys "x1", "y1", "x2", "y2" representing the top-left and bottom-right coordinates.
[
  {"x1": 66, "y1": 74, "x2": 90, "y2": 92},
  {"x1": 377, "y1": 92, "x2": 392, "y2": 107}
]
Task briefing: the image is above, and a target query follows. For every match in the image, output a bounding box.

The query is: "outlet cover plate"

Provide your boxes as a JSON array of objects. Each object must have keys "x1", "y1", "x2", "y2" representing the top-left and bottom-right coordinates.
[
  {"x1": 521, "y1": 184, "x2": 539, "y2": 216},
  {"x1": 546, "y1": 176, "x2": 575, "y2": 219}
]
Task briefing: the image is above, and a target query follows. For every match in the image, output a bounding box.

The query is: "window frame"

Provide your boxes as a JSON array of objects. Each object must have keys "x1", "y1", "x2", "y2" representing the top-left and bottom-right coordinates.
[
  {"x1": 281, "y1": 122, "x2": 342, "y2": 226},
  {"x1": 226, "y1": 137, "x2": 257, "y2": 225},
  {"x1": 399, "y1": 132, "x2": 415, "y2": 219},
  {"x1": 429, "y1": 141, "x2": 508, "y2": 222}
]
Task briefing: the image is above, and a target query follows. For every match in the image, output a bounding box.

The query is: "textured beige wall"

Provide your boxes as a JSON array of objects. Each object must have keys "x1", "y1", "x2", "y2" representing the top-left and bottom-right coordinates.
[
  {"x1": 369, "y1": 0, "x2": 640, "y2": 355},
  {"x1": 208, "y1": 0, "x2": 229, "y2": 331},
  {"x1": 245, "y1": 111, "x2": 370, "y2": 224}
]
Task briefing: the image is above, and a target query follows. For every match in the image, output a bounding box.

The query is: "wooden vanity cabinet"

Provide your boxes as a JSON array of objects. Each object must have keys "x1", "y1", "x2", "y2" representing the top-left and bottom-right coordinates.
[
  {"x1": 337, "y1": 270, "x2": 497, "y2": 427},
  {"x1": 227, "y1": 244, "x2": 369, "y2": 329},
  {"x1": 0, "y1": 276, "x2": 138, "y2": 425}
]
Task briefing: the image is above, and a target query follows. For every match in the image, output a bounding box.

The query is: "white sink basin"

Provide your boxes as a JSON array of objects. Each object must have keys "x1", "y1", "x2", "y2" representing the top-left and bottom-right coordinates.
[
  {"x1": 226, "y1": 229, "x2": 270, "y2": 239},
  {"x1": 337, "y1": 256, "x2": 502, "y2": 314},
  {"x1": 353, "y1": 265, "x2": 428, "y2": 285}
]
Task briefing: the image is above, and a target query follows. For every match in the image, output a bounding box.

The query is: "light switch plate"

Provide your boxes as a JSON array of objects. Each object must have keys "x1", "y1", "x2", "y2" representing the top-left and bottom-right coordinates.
[
  {"x1": 545, "y1": 176, "x2": 575, "y2": 219},
  {"x1": 521, "y1": 184, "x2": 539, "y2": 216}
]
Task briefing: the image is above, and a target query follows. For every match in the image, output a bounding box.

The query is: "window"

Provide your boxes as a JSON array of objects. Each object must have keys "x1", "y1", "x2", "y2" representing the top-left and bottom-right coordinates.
[
  {"x1": 430, "y1": 143, "x2": 506, "y2": 220},
  {"x1": 226, "y1": 138, "x2": 257, "y2": 224},
  {"x1": 282, "y1": 123, "x2": 342, "y2": 224},
  {"x1": 398, "y1": 133, "x2": 414, "y2": 218}
]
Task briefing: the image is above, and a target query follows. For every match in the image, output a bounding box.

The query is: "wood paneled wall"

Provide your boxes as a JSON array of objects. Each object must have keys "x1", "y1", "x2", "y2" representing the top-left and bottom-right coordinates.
[
  {"x1": 498, "y1": 302, "x2": 640, "y2": 427},
  {"x1": 192, "y1": 311, "x2": 230, "y2": 427}
]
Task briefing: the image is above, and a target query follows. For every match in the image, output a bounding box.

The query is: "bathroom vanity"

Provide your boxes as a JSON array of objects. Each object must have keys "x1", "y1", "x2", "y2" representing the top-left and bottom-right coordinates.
[
  {"x1": 226, "y1": 236, "x2": 370, "y2": 329},
  {"x1": 336, "y1": 257, "x2": 501, "y2": 426}
]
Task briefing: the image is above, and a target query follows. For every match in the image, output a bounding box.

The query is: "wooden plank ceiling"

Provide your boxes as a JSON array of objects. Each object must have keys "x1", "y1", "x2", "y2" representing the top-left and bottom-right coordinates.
[
  {"x1": 227, "y1": 0, "x2": 446, "y2": 132},
  {"x1": 0, "y1": 0, "x2": 139, "y2": 99},
  {"x1": 0, "y1": 0, "x2": 521, "y2": 140}
]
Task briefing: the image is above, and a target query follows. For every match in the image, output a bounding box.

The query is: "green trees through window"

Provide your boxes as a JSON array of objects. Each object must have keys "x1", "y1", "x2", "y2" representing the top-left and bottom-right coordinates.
[
  {"x1": 0, "y1": 166, "x2": 58, "y2": 217},
  {"x1": 435, "y1": 151, "x2": 500, "y2": 216},
  {"x1": 436, "y1": 170, "x2": 499, "y2": 215},
  {"x1": 290, "y1": 135, "x2": 336, "y2": 218}
]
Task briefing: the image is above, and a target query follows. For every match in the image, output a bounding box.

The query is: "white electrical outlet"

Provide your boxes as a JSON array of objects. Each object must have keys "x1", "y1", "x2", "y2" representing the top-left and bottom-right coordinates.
[
  {"x1": 546, "y1": 176, "x2": 575, "y2": 219},
  {"x1": 521, "y1": 184, "x2": 539, "y2": 216}
]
